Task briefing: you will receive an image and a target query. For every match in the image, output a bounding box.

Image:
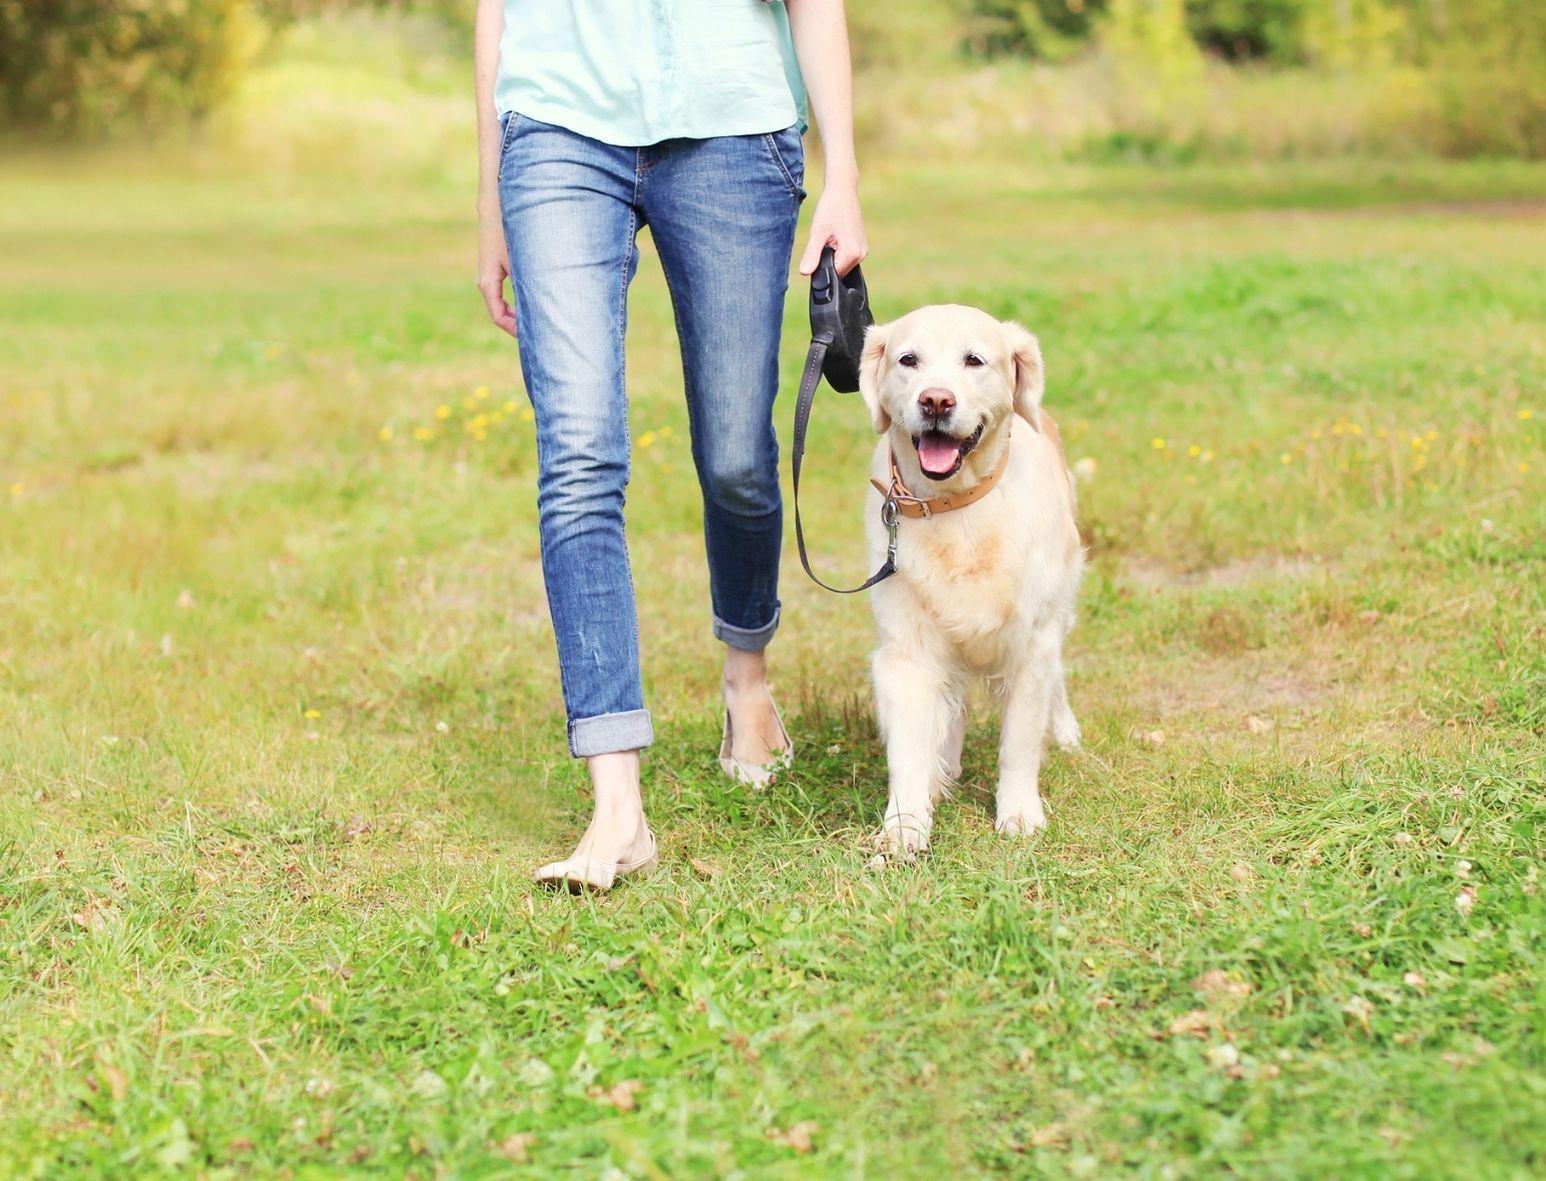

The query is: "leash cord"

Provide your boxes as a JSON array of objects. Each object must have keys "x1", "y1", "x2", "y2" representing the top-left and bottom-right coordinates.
[{"x1": 791, "y1": 334, "x2": 898, "y2": 594}]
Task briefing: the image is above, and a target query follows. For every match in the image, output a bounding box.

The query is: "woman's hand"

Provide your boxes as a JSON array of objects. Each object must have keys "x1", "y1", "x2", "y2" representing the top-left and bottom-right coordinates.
[
  {"x1": 478, "y1": 207, "x2": 518, "y2": 337},
  {"x1": 798, "y1": 177, "x2": 868, "y2": 277}
]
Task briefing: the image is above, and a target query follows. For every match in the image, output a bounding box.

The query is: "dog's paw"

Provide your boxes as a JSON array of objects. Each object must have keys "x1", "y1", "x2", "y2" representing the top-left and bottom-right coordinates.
[
  {"x1": 995, "y1": 801, "x2": 1047, "y2": 837},
  {"x1": 870, "y1": 812, "x2": 932, "y2": 866}
]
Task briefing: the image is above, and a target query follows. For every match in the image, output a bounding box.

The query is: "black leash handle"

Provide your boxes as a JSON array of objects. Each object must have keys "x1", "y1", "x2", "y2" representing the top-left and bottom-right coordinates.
[{"x1": 791, "y1": 334, "x2": 898, "y2": 594}]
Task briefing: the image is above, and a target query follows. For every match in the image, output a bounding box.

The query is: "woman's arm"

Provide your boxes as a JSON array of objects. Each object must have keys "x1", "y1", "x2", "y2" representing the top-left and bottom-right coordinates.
[
  {"x1": 475, "y1": 0, "x2": 517, "y2": 335},
  {"x1": 787, "y1": 0, "x2": 868, "y2": 276}
]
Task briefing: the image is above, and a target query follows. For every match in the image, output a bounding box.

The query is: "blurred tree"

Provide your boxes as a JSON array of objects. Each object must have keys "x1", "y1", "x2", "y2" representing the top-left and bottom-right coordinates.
[
  {"x1": 0, "y1": 0, "x2": 264, "y2": 133},
  {"x1": 1185, "y1": 0, "x2": 1309, "y2": 61},
  {"x1": 1300, "y1": 0, "x2": 1404, "y2": 68},
  {"x1": 1102, "y1": 0, "x2": 1202, "y2": 79},
  {"x1": 965, "y1": 0, "x2": 1109, "y2": 61},
  {"x1": 1424, "y1": 0, "x2": 1546, "y2": 155}
]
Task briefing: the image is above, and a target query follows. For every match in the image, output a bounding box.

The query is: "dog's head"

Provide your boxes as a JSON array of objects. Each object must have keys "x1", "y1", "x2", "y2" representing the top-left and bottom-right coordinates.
[{"x1": 859, "y1": 305, "x2": 1044, "y2": 483}]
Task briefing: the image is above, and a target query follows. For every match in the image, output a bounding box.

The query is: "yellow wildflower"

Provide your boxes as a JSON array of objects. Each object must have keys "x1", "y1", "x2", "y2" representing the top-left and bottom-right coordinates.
[
  {"x1": 504, "y1": 400, "x2": 518, "y2": 414},
  {"x1": 659, "y1": 425, "x2": 673, "y2": 438},
  {"x1": 1187, "y1": 444, "x2": 1201, "y2": 457},
  {"x1": 1279, "y1": 453, "x2": 1293, "y2": 465},
  {"x1": 521, "y1": 408, "x2": 535, "y2": 422},
  {"x1": 414, "y1": 427, "x2": 434, "y2": 441},
  {"x1": 638, "y1": 431, "x2": 657, "y2": 449},
  {"x1": 474, "y1": 386, "x2": 490, "y2": 401},
  {"x1": 377, "y1": 426, "x2": 393, "y2": 442},
  {"x1": 9, "y1": 482, "x2": 23, "y2": 497},
  {"x1": 1520, "y1": 408, "x2": 1534, "y2": 421},
  {"x1": 435, "y1": 405, "x2": 451, "y2": 420},
  {"x1": 1151, "y1": 437, "x2": 1166, "y2": 450},
  {"x1": 304, "y1": 708, "x2": 320, "y2": 719}
]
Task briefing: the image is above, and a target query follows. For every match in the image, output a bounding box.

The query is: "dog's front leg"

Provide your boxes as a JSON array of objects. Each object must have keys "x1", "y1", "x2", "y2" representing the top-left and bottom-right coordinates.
[
  {"x1": 872, "y1": 643, "x2": 950, "y2": 862},
  {"x1": 996, "y1": 626, "x2": 1061, "y2": 836}
]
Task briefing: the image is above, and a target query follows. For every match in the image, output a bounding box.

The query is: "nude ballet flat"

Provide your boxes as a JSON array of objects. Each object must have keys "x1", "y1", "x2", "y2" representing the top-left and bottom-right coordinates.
[
  {"x1": 718, "y1": 697, "x2": 793, "y2": 789},
  {"x1": 533, "y1": 830, "x2": 658, "y2": 894}
]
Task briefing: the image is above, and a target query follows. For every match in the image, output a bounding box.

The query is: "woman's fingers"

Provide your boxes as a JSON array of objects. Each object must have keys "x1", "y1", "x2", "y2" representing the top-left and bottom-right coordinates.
[
  {"x1": 833, "y1": 236, "x2": 868, "y2": 276},
  {"x1": 797, "y1": 231, "x2": 827, "y2": 276},
  {"x1": 479, "y1": 273, "x2": 518, "y2": 337},
  {"x1": 798, "y1": 191, "x2": 868, "y2": 276}
]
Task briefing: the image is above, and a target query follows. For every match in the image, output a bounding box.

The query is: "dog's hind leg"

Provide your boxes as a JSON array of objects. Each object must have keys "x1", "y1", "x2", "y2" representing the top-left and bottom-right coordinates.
[
  {"x1": 935, "y1": 702, "x2": 966, "y2": 800},
  {"x1": 996, "y1": 625, "x2": 1060, "y2": 836},
  {"x1": 871, "y1": 644, "x2": 950, "y2": 863},
  {"x1": 1048, "y1": 665, "x2": 1080, "y2": 752}
]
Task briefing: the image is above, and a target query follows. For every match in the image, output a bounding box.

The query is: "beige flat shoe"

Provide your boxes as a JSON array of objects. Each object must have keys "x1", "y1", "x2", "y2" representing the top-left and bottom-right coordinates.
[
  {"x1": 533, "y1": 830, "x2": 658, "y2": 894},
  {"x1": 719, "y1": 697, "x2": 793, "y2": 789}
]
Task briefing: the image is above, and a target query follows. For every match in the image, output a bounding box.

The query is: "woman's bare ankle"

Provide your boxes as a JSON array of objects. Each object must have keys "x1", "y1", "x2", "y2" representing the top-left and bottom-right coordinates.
[
  {"x1": 721, "y1": 646, "x2": 770, "y2": 694},
  {"x1": 721, "y1": 647, "x2": 788, "y2": 762},
  {"x1": 570, "y1": 751, "x2": 650, "y2": 862}
]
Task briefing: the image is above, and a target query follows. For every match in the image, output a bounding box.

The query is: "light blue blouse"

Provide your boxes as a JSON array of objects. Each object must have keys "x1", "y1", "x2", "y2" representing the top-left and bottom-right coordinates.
[{"x1": 495, "y1": 0, "x2": 806, "y2": 146}]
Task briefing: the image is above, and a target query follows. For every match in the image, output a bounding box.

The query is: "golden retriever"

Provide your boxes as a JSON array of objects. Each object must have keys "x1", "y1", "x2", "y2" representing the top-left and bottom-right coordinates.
[{"x1": 859, "y1": 304, "x2": 1082, "y2": 860}]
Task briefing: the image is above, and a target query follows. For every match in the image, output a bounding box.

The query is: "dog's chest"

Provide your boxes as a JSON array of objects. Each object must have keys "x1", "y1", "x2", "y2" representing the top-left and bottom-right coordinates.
[{"x1": 900, "y1": 517, "x2": 1023, "y2": 662}]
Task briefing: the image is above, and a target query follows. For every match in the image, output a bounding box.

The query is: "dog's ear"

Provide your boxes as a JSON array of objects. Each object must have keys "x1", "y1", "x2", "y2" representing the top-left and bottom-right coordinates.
[
  {"x1": 858, "y1": 321, "x2": 893, "y2": 434},
  {"x1": 1004, "y1": 320, "x2": 1044, "y2": 432}
]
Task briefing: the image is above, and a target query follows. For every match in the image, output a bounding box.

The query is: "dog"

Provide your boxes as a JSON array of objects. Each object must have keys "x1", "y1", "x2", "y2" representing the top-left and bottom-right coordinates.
[{"x1": 859, "y1": 304, "x2": 1083, "y2": 860}]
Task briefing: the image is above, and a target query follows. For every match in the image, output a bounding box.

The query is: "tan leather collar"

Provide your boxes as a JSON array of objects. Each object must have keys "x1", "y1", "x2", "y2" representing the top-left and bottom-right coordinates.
[{"x1": 870, "y1": 433, "x2": 1011, "y2": 519}]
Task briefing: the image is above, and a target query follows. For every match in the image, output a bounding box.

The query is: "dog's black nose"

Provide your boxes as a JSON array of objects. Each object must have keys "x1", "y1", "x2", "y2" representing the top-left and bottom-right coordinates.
[{"x1": 918, "y1": 388, "x2": 956, "y2": 418}]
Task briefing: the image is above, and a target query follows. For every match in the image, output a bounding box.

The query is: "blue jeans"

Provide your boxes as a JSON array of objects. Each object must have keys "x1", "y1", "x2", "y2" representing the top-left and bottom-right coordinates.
[{"x1": 497, "y1": 113, "x2": 805, "y2": 758}]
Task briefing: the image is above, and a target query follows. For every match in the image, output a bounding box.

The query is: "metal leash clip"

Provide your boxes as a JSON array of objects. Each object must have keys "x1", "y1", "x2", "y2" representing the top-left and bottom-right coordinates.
[{"x1": 880, "y1": 494, "x2": 900, "y2": 567}]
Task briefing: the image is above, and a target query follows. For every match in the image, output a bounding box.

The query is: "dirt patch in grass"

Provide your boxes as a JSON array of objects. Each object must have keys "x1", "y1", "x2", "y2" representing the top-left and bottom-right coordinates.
[
  {"x1": 1129, "y1": 649, "x2": 1334, "y2": 722},
  {"x1": 1120, "y1": 553, "x2": 1328, "y2": 589}
]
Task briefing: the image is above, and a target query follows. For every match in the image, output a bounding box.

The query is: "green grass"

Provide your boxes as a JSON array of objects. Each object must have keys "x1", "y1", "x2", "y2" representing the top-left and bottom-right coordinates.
[{"x1": 3, "y1": 28, "x2": 1545, "y2": 1178}]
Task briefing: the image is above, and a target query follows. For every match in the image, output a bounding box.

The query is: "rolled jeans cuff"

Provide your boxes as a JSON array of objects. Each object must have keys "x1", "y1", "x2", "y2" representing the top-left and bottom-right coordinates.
[
  {"x1": 713, "y1": 607, "x2": 779, "y2": 653},
  {"x1": 568, "y1": 709, "x2": 654, "y2": 758}
]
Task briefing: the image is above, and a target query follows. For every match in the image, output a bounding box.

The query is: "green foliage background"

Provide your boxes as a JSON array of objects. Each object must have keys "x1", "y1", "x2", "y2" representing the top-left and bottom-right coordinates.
[{"x1": 3, "y1": 0, "x2": 1542, "y2": 155}]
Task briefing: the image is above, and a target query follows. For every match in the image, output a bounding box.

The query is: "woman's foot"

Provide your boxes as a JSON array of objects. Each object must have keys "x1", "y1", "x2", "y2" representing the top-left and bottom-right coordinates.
[
  {"x1": 722, "y1": 679, "x2": 790, "y2": 766},
  {"x1": 720, "y1": 647, "x2": 792, "y2": 786},
  {"x1": 534, "y1": 751, "x2": 657, "y2": 892}
]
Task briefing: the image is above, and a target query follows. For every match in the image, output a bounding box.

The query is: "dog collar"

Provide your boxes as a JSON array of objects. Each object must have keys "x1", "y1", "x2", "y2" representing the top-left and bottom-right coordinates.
[{"x1": 870, "y1": 433, "x2": 1012, "y2": 520}]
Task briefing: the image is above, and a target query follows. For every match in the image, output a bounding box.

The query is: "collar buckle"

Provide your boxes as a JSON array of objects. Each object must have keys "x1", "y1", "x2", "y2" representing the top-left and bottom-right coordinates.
[{"x1": 888, "y1": 478, "x2": 932, "y2": 519}]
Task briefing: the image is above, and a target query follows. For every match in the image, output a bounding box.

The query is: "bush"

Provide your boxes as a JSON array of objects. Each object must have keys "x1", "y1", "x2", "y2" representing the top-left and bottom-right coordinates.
[
  {"x1": 1185, "y1": 0, "x2": 1309, "y2": 61},
  {"x1": 1425, "y1": 2, "x2": 1546, "y2": 157},
  {"x1": 965, "y1": 0, "x2": 1109, "y2": 62},
  {"x1": 0, "y1": 0, "x2": 265, "y2": 134}
]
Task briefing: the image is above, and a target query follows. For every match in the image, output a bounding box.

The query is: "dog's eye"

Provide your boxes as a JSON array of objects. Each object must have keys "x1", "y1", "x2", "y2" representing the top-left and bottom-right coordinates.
[
  {"x1": 897, "y1": 352, "x2": 919, "y2": 368},
  {"x1": 963, "y1": 352, "x2": 985, "y2": 368}
]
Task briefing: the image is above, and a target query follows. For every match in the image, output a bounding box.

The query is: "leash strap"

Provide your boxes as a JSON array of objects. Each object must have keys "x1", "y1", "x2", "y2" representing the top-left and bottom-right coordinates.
[{"x1": 791, "y1": 334, "x2": 898, "y2": 594}]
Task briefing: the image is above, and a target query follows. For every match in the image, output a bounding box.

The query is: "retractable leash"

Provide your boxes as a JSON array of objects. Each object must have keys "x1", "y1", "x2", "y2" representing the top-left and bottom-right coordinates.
[{"x1": 791, "y1": 245, "x2": 901, "y2": 593}]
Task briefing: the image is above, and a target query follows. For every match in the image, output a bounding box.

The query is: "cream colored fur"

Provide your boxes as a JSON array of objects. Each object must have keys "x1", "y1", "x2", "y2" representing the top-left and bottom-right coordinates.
[{"x1": 859, "y1": 305, "x2": 1083, "y2": 859}]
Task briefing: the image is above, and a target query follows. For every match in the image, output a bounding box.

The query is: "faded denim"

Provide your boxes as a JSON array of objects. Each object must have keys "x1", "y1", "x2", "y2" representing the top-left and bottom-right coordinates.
[{"x1": 497, "y1": 113, "x2": 804, "y2": 757}]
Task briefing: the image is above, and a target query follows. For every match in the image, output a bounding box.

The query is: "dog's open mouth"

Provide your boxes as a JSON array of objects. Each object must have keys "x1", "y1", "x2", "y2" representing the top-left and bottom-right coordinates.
[{"x1": 912, "y1": 424, "x2": 984, "y2": 480}]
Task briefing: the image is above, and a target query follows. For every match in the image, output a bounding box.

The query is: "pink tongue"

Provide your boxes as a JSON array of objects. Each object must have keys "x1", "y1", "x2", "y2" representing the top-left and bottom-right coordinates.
[{"x1": 917, "y1": 434, "x2": 962, "y2": 475}]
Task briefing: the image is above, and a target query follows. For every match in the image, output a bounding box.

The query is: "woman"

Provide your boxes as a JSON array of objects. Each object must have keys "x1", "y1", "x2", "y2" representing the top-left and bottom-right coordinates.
[{"x1": 473, "y1": 0, "x2": 867, "y2": 890}]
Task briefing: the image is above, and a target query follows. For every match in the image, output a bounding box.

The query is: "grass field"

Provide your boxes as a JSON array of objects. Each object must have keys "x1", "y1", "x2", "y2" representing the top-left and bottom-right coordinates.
[{"x1": 3, "y1": 26, "x2": 1546, "y2": 1177}]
